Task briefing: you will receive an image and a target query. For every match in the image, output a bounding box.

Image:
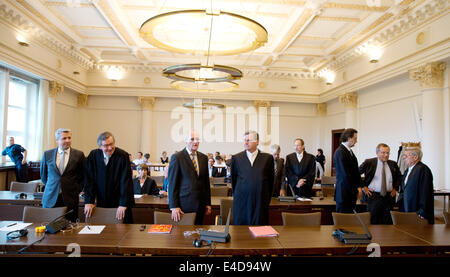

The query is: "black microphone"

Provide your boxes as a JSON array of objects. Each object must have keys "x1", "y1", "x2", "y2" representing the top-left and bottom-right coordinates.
[{"x1": 45, "y1": 209, "x2": 74, "y2": 234}]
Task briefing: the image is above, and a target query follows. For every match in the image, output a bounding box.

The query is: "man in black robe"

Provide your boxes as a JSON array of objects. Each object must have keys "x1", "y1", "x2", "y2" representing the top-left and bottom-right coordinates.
[
  {"x1": 231, "y1": 131, "x2": 274, "y2": 225},
  {"x1": 84, "y1": 131, "x2": 134, "y2": 223}
]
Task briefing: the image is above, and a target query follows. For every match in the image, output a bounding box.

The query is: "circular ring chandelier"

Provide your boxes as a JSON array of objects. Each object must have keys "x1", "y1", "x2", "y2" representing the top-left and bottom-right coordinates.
[
  {"x1": 170, "y1": 80, "x2": 239, "y2": 93},
  {"x1": 139, "y1": 10, "x2": 268, "y2": 56},
  {"x1": 163, "y1": 64, "x2": 243, "y2": 83}
]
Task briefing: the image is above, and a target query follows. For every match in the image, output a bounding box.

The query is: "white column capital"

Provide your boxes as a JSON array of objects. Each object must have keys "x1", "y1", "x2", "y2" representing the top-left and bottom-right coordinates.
[
  {"x1": 77, "y1": 94, "x2": 89, "y2": 107},
  {"x1": 316, "y1": 103, "x2": 327, "y2": 116},
  {"x1": 253, "y1": 100, "x2": 271, "y2": 108},
  {"x1": 409, "y1": 62, "x2": 446, "y2": 89}
]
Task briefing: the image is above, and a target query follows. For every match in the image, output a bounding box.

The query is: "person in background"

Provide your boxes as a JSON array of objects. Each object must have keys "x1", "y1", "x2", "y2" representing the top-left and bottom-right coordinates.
[
  {"x1": 133, "y1": 164, "x2": 159, "y2": 195},
  {"x1": 143, "y1": 153, "x2": 152, "y2": 166},
  {"x1": 285, "y1": 138, "x2": 316, "y2": 198},
  {"x1": 84, "y1": 131, "x2": 134, "y2": 223},
  {"x1": 271, "y1": 144, "x2": 286, "y2": 197},
  {"x1": 40, "y1": 128, "x2": 85, "y2": 222},
  {"x1": 333, "y1": 128, "x2": 362, "y2": 213},
  {"x1": 133, "y1": 152, "x2": 144, "y2": 166},
  {"x1": 160, "y1": 151, "x2": 169, "y2": 164},
  {"x1": 215, "y1": 151, "x2": 220, "y2": 159},
  {"x1": 208, "y1": 157, "x2": 215, "y2": 177},
  {"x1": 212, "y1": 156, "x2": 227, "y2": 177},
  {"x1": 168, "y1": 130, "x2": 211, "y2": 224},
  {"x1": 129, "y1": 154, "x2": 137, "y2": 170},
  {"x1": 316, "y1": 148, "x2": 325, "y2": 174},
  {"x1": 231, "y1": 131, "x2": 274, "y2": 225},
  {"x1": 160, "y1": 163, "x2": 169, "y2": 197},
  {"x1": 2, "y1": 137, "x2": 28, "y2": 182},
  {"x1": 359, "y1": 143, "x2": 401, "y2": 224},
  {"x1": 398, "y1": 147, "x2": 434, "y2": 224}
]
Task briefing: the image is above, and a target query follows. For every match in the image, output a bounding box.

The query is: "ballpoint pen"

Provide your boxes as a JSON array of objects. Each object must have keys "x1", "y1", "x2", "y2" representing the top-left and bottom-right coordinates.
[
  {"x1": 6, "y1": 223, "x2": 17, "y2": 228},
  {"x1": 85, "y1": 217, "x2": 90, "y2": 230}
]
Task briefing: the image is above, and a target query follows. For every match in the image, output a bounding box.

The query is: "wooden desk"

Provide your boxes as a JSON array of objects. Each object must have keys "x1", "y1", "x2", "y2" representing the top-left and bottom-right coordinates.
[
  {"x1": 394, "y1": 224, "x2": 450, "y2": 253},
  {"x1": 1, "y1": 221, "x2": 447, "y2": 256},
  {"x1": 434, "y1": 189, "x2": 450, "y2": 212},
  {"x1": 117, "y1": 225, "x2": 283, "y2": 256},
  {"x1": 0, "y1": 162, "x2": 16, "y2": 190}
]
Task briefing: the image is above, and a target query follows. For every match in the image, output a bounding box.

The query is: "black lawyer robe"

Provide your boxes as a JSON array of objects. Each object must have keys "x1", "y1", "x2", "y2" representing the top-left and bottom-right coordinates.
[
  {"x1": 84, "y1": 148, "x2": 135, "y2": 222},
  {"x1": 231, "y1": 150, "x2": 274, "y2": 225},
  {"x1": 285, "y1": 151, "x2": 316, "y2": 198}
]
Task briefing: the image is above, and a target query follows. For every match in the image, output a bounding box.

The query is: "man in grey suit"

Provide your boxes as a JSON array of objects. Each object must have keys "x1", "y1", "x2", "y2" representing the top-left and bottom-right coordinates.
[{"x1": 41, "y1": 128, "x2": 86, "y2": 222}]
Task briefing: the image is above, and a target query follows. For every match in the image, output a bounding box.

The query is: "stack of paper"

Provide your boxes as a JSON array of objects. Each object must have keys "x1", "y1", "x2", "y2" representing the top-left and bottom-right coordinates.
[
  {"x1": 297, "y1": 197, "x2": 313, "y2": 202},
  {"x1": 148, "y1": 224, "x2": 172, "y2": 234},
  {"x1": 78, "y1": 225, "x2": 105, "y2": 234},
  {"x1": 0, "y1": 223, "x2": 32, "y2": 232},
  {"x1": 249, "y1": 226, "x2": 279, "y2": 237}
]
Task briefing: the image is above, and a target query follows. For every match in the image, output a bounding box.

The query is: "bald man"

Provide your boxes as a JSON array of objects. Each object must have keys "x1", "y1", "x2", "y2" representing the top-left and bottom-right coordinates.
[{"x1": 168, "y1": 131, "x2": 211, "y2": 225}]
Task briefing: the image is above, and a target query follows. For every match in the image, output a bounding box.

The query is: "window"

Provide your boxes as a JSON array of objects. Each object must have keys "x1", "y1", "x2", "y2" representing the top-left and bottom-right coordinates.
[{"x1": 1, "y1": 67, "x2": 39, "y2": 163}]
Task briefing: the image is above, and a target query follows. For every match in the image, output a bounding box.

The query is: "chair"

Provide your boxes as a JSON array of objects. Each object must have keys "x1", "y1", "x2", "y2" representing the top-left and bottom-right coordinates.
[
  {"x1": 332, "y1": 212, "x2": 371, "y2": 226},
  {"x1": 212, "y1": 177, "x2": 228, "y2": 186},
  {"x1": 10, "y1": 181, "x2": 38, "y2": 193},
  {"x1": 210, "y1": 186, "x2": 229, "y2": 197},
  {"x1": 216, "y1": 198, "x2": 233, "y2": 225},
  {"x1": 321, "y1": 176, "x2": 336, "y2": 185},
  {"x1": 443, "y1": 211, "x2": 450, "y2": 224},
  {"x1": 281, "y1": 212, "x2": 321, "y2": 226},
  {"x1": 153, "y1": 211, "x2": 196, "y2": 225},
  {"x1": 22, "y1": 206, "x2": 67, "y2": 223},
  {"x1": 390, "y1": 211, "x2": 428, "y2": 225},
  {"x1": 87, "y1": 207, "x2": 123, "y2": 224},
  {"x1": 321, "y1": 185, "x2": 335, "y2": 197}
]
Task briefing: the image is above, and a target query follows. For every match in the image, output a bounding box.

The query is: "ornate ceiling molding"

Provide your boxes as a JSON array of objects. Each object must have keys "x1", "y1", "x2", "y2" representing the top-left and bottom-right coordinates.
[
  {"x1": 0, "y1": 2, "x2": 94, "y2": 69},
  {"x1": 338, "y1": 92, "x2": 358, "y2": 108},
  {"x1": 49, "y1": 80, "x2": 64, "y2": 98},
  {"x1": 409, "y1": 61, "x2": 446, "y2": 89},
  {"x1": 323, "y1": 0, "x2": 448, "y2": 72}
]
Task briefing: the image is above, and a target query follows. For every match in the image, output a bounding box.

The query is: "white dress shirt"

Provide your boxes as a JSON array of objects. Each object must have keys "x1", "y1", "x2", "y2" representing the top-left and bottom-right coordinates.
[
  {"x1": 56, "y1": 147, "x2": 70, "y2": 173},
  {"x1": 368, "y1": 159, "x2": 393, "y2": 192},
  {"x1": 103, "y1": 152, "x2": 110, "y2": 165},
  {"x1": 296, "y1": 151, "x2": 304, "y2": 163},
  {"x1": 404, "y1": 163, "x2": 417, "y2": 186},
  {"x1": 246, "y1": 149, "x2": 259, "y2": 166}
]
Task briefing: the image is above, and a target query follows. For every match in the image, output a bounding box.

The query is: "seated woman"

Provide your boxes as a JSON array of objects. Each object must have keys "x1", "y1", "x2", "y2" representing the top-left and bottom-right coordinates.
[
  {"x1": 133, "y1": 164, "x2": 159, "y2": 195},
  {"x1": 160, "y1": 151, "x2": 169, "y2": 164}
]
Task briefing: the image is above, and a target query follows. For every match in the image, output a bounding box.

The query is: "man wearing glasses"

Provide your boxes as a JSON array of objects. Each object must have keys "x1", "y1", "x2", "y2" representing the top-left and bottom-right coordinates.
[
  {"x1": 168, "y1": 130, "x2": 211, "y2": 224},
  {"x1": 84, "y1": 131, "x2": 134, "y2": 223}
]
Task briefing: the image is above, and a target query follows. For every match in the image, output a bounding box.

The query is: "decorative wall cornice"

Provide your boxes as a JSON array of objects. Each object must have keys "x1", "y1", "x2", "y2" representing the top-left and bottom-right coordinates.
[
  {"x1": 0, "y1": 2, "x2": 93, "y2": 69},
  {"x1": 409, "y1": 61, "x2": 446, "y2": 89},
  {"x1": 324, "y1": 0, "x2": 448, "y2": 72}
]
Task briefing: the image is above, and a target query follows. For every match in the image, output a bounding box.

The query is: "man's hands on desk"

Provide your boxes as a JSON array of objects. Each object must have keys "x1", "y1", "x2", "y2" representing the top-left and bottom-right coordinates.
[
  {"x1": 171, "y1": 206, "x2": 211, "y2": 222},
  {"x1": 84, "y1": 204, "x2": 127, "y2": 220}
]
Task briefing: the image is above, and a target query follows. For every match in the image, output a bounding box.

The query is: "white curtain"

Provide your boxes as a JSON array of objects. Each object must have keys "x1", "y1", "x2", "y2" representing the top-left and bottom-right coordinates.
[
  {"x1": 0, "y1": 68, "x2": 6, "y2": 161},
  {"x1": 29, "y1": 79, "x2": 49, "y2": 161}
]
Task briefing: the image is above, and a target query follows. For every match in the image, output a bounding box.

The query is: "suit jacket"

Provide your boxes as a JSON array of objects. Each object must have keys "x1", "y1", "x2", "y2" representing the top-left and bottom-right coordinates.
[
  {"x1": 168, "y1": 148, "x2": 211, "y2": 213},
  {"x1": 272, "y1": 158, "x2": 285, "y2": 197},
  {"x1": 212, "y1": 166, "x2": 227, "y2": 177},
  {"x1": 41, "y1": 148, "x2": 86, "y2": 209},
  {"x1": 231, "y1": 150, "x2": 274, "y2": 225},
  {"x1": 399, "y1": 162, "x2": 434, "y2": 224},
  {"x1": 285, "y1": 152, "x2": 316, "y2": 197},
  {"x1": 359, "y1": 158, "x2": 401, "y2": 192},
  {"x1": 133, "y1": 177, "x2": 159, "y2": 195},
  {"x1": 84, "y1": 148, "x2": 134, "y2": 209},
  {"x1": 333, "y1": 144, "x2": 361, "y2": 204}
]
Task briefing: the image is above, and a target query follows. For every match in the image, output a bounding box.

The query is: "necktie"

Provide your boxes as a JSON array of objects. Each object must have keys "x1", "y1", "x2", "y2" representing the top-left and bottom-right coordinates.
[
  {"x1": 59, "y1": 150, "x2": 65, "y2": 175},
  {"x1": 104, "y1": 156, "x2": 109, "y2": 165},
  {"x1": 380, "y1": 162, "x2": 387, "y2": 196},
  {"x1": 191, "y1": 154, "x2": 199, "y2": 175}
]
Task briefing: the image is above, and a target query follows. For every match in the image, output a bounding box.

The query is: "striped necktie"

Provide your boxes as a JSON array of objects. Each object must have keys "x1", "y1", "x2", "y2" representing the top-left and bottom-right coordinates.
[
  {"x1": 59, "y1": 150, "x2": 66, "y2": 175},
  {"x1": 190, "y1": 154, "x2": 199, "y2": 175}
]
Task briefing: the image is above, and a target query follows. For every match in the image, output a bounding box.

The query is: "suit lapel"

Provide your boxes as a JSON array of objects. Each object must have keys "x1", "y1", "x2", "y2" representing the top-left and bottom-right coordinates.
[{"x1": 50, "y1": 148, "x2": 60, "y2": 175}]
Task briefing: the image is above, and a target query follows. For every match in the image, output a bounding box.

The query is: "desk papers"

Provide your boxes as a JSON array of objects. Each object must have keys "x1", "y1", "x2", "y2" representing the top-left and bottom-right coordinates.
[
  {"x1": 249, "y1": 226, "x2": 279, "y2": 237},
  {"x1": 0, "y1": 223, "x2": 32, "y2": 232},
  {"x1": 78, "y1": 225, "x2": 105, "y2": 234}
]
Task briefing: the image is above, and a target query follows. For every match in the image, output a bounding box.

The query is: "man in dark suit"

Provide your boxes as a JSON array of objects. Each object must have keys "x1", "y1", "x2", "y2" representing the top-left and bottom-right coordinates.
[
  {"x1": 84, "y1": 132, "x2": 135, "y2": 223},
  {"x1": 359, "y1": 143, "x2": 401, "y2": 224},
  {"x1": 271, "y1": 144, "x2": 286, "y2": 197},
  {"x1": 41, "y1": 128, "x2": 85, "y2": 222},
  {"x1": 399, "y1": 147, "x2": 434, "y2": 224},
  {"x1": 168, "y1": 130, "x2": 211, "y2": 225},
  {"x1": 212, "y1": 156, "x2": 227, "y2": 177},
  {"x1": 231, "y1": 131, "x2": 274, "y2": 225},
  {"x1": 285, "y1": 139, "x2": 316, "y2": 198},
  {"x1": 333, "y1": 128, "x2": 362, "y2": 213}
]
